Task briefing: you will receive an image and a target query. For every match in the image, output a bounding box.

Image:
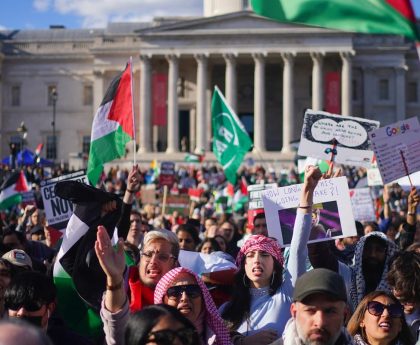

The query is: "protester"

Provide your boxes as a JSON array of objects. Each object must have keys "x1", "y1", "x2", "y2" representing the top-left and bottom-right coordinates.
[
  {"x1": 0, "y1": 258, "x2": 12, "y2": 318},
  {"x1": 176, "y1": 224, "x2": 200, "y2": 251},
  {"x1": 126, "y1": 210, "x2": 144, "y2": 248},
  {"x1": 198, "y1": 237, "x2": 222, "y2": 254},
  {"x1": 0, "y1": 319, "x2": 53, "y2": 345},
  {"x1": 125, "y1": 304, "x2": 199, "y2": 345},
  {"x1": 347, "y1": 291, "x2": 413, "y2": 345},
  {"x1": 221, "y1": 165, "x2": 322, "y2": 344}
]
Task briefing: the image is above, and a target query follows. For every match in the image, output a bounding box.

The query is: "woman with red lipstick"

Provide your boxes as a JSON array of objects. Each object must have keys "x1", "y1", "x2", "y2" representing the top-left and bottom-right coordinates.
[
  {"x1": 347, "y1": 291, "x2": 413, "y2": 345},
  {"x1": 154, "y1": 267, "x2": 232, "y2": 345}
]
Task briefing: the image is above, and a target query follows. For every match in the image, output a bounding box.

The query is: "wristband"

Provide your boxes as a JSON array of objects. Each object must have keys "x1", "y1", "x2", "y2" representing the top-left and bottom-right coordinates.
[
  {"x1": 106, "y1": 279, "x2": 123, "y2": 291},
  {"x1": 298, "y1": 204, "x2": 313, "y2": 209},
  {"x1": 126, "y1": 188, "x2": 139, "y2": 194},
  {"x1": 407, "y1": 211, "x2": 416, "y2": 216}
]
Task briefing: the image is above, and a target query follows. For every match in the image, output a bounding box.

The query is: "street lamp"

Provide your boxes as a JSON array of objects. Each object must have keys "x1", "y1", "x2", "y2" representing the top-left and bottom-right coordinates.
[{"x1": 51, "y1": 87, "x2": 58, "y2": 160}]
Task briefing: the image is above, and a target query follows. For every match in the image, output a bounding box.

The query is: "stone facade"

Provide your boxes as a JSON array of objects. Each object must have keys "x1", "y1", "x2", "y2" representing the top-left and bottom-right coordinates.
[{"x1": 0, "y1": 8, "x2": 419, "y2": 165}]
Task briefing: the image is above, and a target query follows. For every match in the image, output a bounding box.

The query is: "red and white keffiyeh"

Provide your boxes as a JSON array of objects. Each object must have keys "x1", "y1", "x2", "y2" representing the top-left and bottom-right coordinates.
[
  {"x1": 154, "y1": 267, "x2": 232, "y2": 345},
  {"x1": 236, "y1": 234, "x2": 284, "y2": 268}
]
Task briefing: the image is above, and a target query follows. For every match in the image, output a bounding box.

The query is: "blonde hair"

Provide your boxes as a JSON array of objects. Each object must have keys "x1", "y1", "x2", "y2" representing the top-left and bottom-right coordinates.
[{"x1": 142, "y1": 230, "x2": 180, "y2": 258}]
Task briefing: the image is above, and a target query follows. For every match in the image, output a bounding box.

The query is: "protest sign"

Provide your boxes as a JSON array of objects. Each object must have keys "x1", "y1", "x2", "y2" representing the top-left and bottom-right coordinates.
[
  {"x1": 140, "y1": 185, "x2": 157, "y2": 205},
  {"x1": 21, "y1": 191, "x2": 36, "y2": 208},
  {"x1": 247, "y1": 183, "x2": 277, "y2": 230},
  {"x1": 298, "y1": 110, "x2": 379, "y2": 167},
  {"x1": 350, "y1": 188, "x2": 376, "y2": 222},
  {"x1": 367, "y1": 167, "x2": 383, "y2": 186},
  {"x1": 159, "y1": 161, "x2": 176, "y2": 188},
  {"x1": 161, "y1": 194, "x2": 190, "y2": 216},
  {"x1": 396, "y1": 171, "x2": 420, "y2": 191},
  {"x1": 40, "y1": 170, "x2": 88, "y2": 230},
  {"x1": 369, "y1": 117, "x2": 420, "y2": 185},
  {"x1": 262, "y1": 176, "x2": 356, "y2": 247}
]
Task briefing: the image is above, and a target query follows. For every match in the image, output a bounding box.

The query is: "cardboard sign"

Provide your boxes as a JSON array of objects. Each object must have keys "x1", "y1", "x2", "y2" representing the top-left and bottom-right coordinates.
[
  {"x1": 350, "y1": 188, "x2": 376, "y2": 222},
  {"x1": 262, "y1": 176, "x2": 356, "y2": 247},
  {"x1": 298, "y1": 110, "x2": 379, "y2": 167},
  {"x1": 40, "y1": 170, "x2": 88, "y2": 230},
  {"x1": 161, "y1": 194, "x2": 190, "y2": 216},
  {"x1": 369, "y1": 117, "x2": 420, "y2": 185},
  {"x1": 159, "y1": 161, "x2": 176, "y2": 188}
]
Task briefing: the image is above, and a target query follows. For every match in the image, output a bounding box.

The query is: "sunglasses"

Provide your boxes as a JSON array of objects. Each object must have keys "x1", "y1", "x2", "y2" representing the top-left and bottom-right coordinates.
[
  {"x1": 141, "y1": 251, "x2": 176, "y2": 263},
  {"x1": 147, "y1": 327, "x2": 198, "y2": 345},
  {"x1": 166, "y1": 284, "x2": 201, "y2": 300},
  {"x1": 6, "y1": 300, "x2": 45, "y2": 312},
  {"x1": 367, "y1": 301, "x2": 404, "y2": 318}
]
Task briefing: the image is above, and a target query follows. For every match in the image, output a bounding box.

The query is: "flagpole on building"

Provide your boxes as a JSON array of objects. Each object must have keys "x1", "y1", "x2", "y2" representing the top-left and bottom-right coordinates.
[{"x1": 129, "y1": 56, "x2": 136, "y2": 166}]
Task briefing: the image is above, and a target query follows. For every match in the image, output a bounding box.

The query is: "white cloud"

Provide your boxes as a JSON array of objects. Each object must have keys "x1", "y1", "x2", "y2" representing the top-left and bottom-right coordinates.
[
  {"x1": 0, "y1": 24, "x2": 8, "y2": 30},
  {"x1": 52, "y1": 0, "x2": 203, "y2": 28},
  {"x1": 33, "y1": 0, "x2": 52, "y2": 12}
]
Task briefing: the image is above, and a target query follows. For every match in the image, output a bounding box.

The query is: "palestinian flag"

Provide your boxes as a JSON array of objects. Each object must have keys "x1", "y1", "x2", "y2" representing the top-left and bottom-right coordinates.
[
  {"x1": 52, "y1": 181, "x2": 122, "y2": 338},
  {"x1": 0, "y1": 171, "x2": 29, "y2": 209},
  {"x1": 251, "y1": 0, "x2": 420, "y2": 42},
  {"x1": 87, "y1": 61, "x2": 135, "y2": 186}
]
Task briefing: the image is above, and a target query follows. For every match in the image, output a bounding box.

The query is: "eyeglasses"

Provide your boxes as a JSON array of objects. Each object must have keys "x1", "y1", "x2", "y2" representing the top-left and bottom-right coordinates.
[
  {"x1": 166, "y1": 284, "x2": 201, "y2": 300},
  {"x1": 6, "y1": 300, "x2": 45, "y2": 312},
  {"x1": 147, "y1": 327, "x2": 198, "y2": 345},
  {"x1": 141, "y1": 251, "x2": 176, "y2": 263},
  {"x1": 367, "y1": 301, "x2": 404, "y2": 318}
]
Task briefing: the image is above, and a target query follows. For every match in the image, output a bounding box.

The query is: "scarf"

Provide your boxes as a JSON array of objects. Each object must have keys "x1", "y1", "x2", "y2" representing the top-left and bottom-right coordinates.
[
  {"x1": 236, "y1": 235, "x2": 284, "y2": 268},
  {"x1": 154, "y1": 267, "x2": 232, "y2": 345},
  {"x1": 353, "y1": 334, "x2": 404, "y2": 345},
  {"x1": 128, "y1": 266, "x2": 154, "y2": 313}
]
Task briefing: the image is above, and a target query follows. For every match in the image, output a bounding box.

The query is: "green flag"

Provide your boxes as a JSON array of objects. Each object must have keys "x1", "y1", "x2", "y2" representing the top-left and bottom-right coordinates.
[
  {"x1": 251, "y1": 0, "x2": 420, "y2": 41},
  {"x1": 211, "y1": 86, "x2": 252, "y2": 184}
]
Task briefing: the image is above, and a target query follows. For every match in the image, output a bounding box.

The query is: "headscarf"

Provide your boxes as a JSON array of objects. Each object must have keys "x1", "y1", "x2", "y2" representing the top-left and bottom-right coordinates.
[
  {"x1": 154, "y1": 267, "x2": 232, "y2": 345},
  {"x1": 349, "y1": 231, "x2": 397, "y2": 311},
  {"x1": 235, "y1": 235, "x2": 284, "y2": 268}
]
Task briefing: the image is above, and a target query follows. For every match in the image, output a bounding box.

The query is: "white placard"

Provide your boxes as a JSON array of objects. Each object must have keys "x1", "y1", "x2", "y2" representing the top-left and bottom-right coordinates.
[
  {"x1": 369, "y1": 117, "x2": 420, "y2": 185},
  {"x1": 262, "y1": 176, "x2": 356, "y2": 247},
  {"x1": 367, "y1": 168, "x2": 384, "y2": 186},
  {"x1": 40, "y1": 170, "x2": 88, "y2": 230},
  {"x1": 298, "y1": 110, "x2": 380, "y2": 167},
  {"x1": 350, "y1": 188, "x2": 376, "y2": 222}
]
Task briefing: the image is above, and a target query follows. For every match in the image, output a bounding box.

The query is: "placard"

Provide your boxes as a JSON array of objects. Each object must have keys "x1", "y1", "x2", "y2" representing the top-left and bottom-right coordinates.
[
  {"x1": 161, "y1": 194, "x2": 190, "y2": 216},
  {"x1": 159, "y1": 161, "x2": 176, "y2": 188},
  {"x1": 350, "y1": 188, "x2": 376, "y2": 222},
  {"x1": 298, "y1": 109, "x2": 379, "y2": 167},
  {"x1": 367, "y1": 168, "x2": 383, "y2": 186},
  {"x1": 140, "y1": 185, "x2": 157, "y2": 205},
  {"x1": 262, "y1": 176, "x2": 356, "y2": 247},
  {"x1": 40, "y1": 170, "x2": 88, "y2": 230},
  {"x1": 369, "y1": 117, "x2": 420, "y2": 185}
]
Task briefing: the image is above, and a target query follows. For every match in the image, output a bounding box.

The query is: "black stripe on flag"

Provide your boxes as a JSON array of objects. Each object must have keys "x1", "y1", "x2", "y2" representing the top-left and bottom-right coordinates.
[{"x1": 100, "y1": 64, "x2": 128, "y2": 107}]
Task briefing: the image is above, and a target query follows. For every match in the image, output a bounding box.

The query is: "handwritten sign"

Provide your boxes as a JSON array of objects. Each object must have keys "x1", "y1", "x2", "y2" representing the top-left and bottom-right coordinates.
[
  {"x1": 262, "y1": 176, "x2": 356, "y2": 247},
  {"x1": 350, "y1": 188, "x2": 376, "y2": 222},
  {"x1": 40, "y1": 170, "x2": 88, "y2": 230},
  {"x1": 159, "y1": 161, "x2": 176, "y2": 188},
  {"x1": 298, "y1": 110, "x2": 379, "y2": 167},
  {"x1": 369, "y1": 117, "x2": 420, "y2": 185},
  {"x1": 367, "y1": 168, "x2": 383, "y2": 186}
]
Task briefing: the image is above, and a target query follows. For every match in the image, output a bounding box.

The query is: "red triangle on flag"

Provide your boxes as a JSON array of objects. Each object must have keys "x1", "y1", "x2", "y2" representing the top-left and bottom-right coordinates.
[{"x1": 14, "y1": 171, "x2": 29, "y2": 193}]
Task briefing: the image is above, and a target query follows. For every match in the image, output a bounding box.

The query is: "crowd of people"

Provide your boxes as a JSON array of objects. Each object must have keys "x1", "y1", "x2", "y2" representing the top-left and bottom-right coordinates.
[{"x1": 0, "y1": 161, "x2": 419, "y2": 345}]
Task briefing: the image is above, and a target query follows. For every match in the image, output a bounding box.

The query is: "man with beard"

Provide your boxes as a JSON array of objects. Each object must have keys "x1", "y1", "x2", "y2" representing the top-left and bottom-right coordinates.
[
  {"x1": 279, "y1": 268, "x2": 353, "y2": 345},
  {"x1": 96, "y1": 227, "x2": 180, "y2": 345}
]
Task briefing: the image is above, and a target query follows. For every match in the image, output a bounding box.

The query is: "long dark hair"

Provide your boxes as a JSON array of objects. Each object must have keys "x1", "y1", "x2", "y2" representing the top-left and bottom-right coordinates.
[
  {"x1": 221, "y1": 258, "x2": 283, "y2": 331},
  {"x1": 125, "y1": 304, "x2": 199, "y2": 345}
]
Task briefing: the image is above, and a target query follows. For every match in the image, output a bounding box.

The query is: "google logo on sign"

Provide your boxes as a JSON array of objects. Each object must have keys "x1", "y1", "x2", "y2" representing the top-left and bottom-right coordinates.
[{"x1": 385, "y1": 123, "x2": 410, "y2": 136}]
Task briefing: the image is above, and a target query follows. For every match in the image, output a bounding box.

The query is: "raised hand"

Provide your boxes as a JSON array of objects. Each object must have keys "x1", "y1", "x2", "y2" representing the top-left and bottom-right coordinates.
[
  {"x1": 303, "y1": 165, "x2": 322, "y2": 192},
  {"x1": 127, "y1": 165, "x2": 141, "y2": 193}
]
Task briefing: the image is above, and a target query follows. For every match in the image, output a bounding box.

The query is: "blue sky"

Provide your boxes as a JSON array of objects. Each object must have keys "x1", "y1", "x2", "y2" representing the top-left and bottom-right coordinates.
[{"x1": 0, "y1": 0, "x2": 419, "y2": 30}]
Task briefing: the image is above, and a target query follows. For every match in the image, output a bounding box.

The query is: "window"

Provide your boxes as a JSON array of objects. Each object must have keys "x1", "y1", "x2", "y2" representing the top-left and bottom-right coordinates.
[
  {"x1": 83, "y1": 85, "x2": 93, "y2": 106},
  {"x1": 82, "y1": 135, "x2": 91, "y2": 154},
  {"x1": 11, "y1": 85, "x2": 21, "y2": 106},
  {"x1": 48, "y1": 85, "x2": 58, "y2": 106},
  {"x1": 46, "y1": 135, "x2": 57, "y2": 159},
  {"x1": 407, "y1": 81, "x2": 418, "y2": 103},
  {"x1": 378, "y1": 79, "x2": 389, "y2": 100}
]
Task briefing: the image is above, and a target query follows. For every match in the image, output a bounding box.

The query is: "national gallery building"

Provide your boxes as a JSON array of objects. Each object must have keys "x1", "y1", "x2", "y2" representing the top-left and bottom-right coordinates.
[{"x1": 1, "y1": 0, "x2": 419, "y2": 165}]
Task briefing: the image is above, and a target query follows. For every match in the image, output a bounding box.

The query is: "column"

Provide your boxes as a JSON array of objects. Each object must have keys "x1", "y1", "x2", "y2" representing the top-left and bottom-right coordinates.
[
  {"x1": 93, "y1": 69, "x2": 104, "y2": 113},
  {"x1": 281, "y1": 52, "x2": 295, "y2": 153},
  {"x1": 195, "y1": 54, "x2": 208, "y2": 153},
  {"x1": 341, "y1": 52, "x2": 353, "y2": 116},
  {"x1": 138, "y1": 55, "x2": 152, "y2": 153},
  {"x1": 224, "y1": 53, "x2": 237, "y2": 112},
  {"x1": 311, "y1": 52, "x2": 324, "y2": 111},
  {"x1": 253, "y1": 53, "x2": 266, "y2": 152},
  {"x1": 395, "y1": 67, "x2": 406, "y2": 122},
  {"x1": 166, "y1": 54, "x2": 179, "y2": 153}
]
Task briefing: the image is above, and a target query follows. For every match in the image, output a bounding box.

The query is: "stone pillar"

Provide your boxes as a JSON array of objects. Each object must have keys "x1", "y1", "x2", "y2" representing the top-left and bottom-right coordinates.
[
  {"x1": 224, "y1": 53, "x2": 237, "y2": 112},
  {"x1": 195, "y1": 54, "x2": 208, "y2": 153},
  {"x1": 281, "y1": 53, "x2": 295, "y2": 153},
  {"x1": 340, "y1": 52, "x2": 353, "y2": 116},
  {"x1": 166, "y1": 54, "x2": 179, "y2": 153},
  {"x1": 311, "y1": 52, "x2": 324, "y2": 111},
  {"x1": 395, "y1": 66, "x2": 406, "y2": 122},
  {"x1": 253, "y1": 53, "x2": 266, "y2": 152},
  {"x1": 138, "y1": 55, "x2": 152, "y2": 153},
  {"x1": 93, "y1": 69, "x2": 104, "y2": 113}
]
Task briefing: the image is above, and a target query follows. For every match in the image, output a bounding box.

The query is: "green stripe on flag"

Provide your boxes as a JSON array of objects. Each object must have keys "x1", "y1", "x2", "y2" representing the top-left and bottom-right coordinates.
[{"x1": 0, "y1": 194, "x2": 22, "y2": 210}]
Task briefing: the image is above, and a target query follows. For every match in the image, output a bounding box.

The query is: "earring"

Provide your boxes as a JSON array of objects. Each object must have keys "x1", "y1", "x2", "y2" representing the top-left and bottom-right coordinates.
[
  {"x1": 243, "y1": 273, "x2": 249, "y2": 287},
  {"x1": 271, "y1": 272, "x2": 275, "y2": 286}
]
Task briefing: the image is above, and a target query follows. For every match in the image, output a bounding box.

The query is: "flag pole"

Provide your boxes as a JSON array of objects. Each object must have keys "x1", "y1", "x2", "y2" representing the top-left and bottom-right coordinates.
[
  {"x1": 400, "y1": 150, "x2": 413, "y2": 188},
  {"x1": 129, "y1": 56, "x2": 136, "y2": 166}
]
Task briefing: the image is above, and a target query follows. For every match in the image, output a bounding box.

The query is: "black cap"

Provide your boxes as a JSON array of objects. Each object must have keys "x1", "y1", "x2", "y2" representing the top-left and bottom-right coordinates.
[{"x1": 293, "y1": 268, "x2": 347, "y2": 302}]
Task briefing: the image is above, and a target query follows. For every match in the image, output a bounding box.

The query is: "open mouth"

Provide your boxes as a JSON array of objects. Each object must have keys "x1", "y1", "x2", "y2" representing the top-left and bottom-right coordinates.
[
  {"x1": 146, "y1": 269, "x2": 160, "y2": 278},
  {"x1": 252, "y1": 267, "x2": 263, "y2": 276},
  {"x1": 379, "y1": 322, "x2": 391, "y2": 330}
]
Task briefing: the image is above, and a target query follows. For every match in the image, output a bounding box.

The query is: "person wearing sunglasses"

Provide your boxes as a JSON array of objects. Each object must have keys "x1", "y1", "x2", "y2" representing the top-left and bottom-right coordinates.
[
  {"x1": 125, "y1": 304, "x2": 199, "y2": 345},
  {"x1": 154, "y1": 267, "x2": 231, "y2": 345},
  {"x1": 347, "y1": 291, "x2": 413, "y2": 345}
]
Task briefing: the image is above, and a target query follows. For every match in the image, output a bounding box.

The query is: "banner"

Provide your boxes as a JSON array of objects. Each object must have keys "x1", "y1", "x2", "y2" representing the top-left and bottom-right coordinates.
[
  {"x1": 152, "y1": 73, "x2": 168, "y2": 126},
  {"x1": 325, "y1": 72, "x2": 340, "y2": 114}
]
